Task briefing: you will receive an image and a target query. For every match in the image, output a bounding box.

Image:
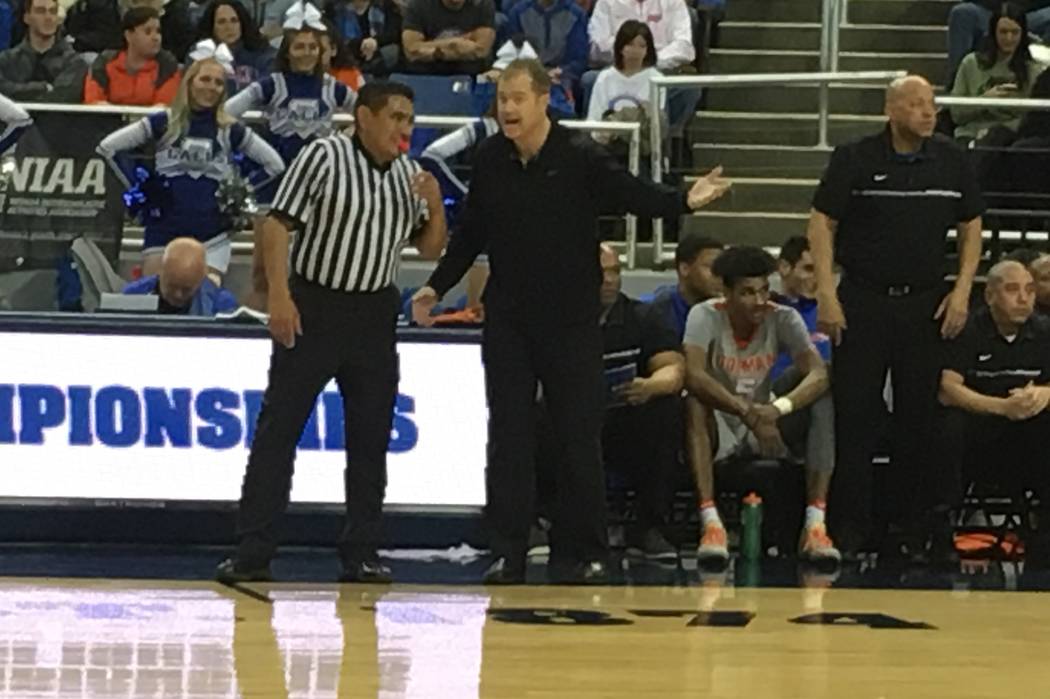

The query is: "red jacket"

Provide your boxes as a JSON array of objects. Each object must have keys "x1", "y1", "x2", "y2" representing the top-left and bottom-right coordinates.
[{"x1": 83, "y1": 50, "x2": 181, "y2": 106}]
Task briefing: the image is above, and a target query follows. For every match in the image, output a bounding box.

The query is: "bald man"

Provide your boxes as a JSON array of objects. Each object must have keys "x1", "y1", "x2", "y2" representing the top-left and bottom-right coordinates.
[
  {"x1": 937, "y1": 260, "x2": 1050, "y2": 568},
  {"x1": 123, "y1": 237, "x2": 239, "y2": 316},
  {"x1": 807, "y1": 75, "x2": 986, "y2": 559}
]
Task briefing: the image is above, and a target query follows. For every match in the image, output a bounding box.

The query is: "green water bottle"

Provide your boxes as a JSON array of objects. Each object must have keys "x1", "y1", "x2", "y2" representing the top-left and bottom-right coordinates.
[{"x1": 741, "y1": 492, "x2": 763, "y2": 561}]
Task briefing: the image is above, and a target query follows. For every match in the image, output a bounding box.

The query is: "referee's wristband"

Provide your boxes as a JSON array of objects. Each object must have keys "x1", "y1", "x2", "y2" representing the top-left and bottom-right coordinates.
[{"x1": 772, "y1": 397, "x2": 794, "y2": 416}]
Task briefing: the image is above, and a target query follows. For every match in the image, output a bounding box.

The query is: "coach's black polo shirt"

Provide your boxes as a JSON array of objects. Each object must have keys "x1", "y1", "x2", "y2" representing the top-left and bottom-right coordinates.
[
  {"x1": 603, "y1": 292, "x2": 681, "y2": 376},
  {"x1": 944, "y1": 306, "x2": 1050, "y2": 397},
  {"x1": 812, "y1": 127, "x2": 985, "y2": 289}
]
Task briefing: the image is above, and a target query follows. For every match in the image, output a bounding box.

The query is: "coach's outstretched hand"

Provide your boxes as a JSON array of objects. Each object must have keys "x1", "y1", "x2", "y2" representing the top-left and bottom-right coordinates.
[{"x1": 687, "y1": 166, "x2": 731, "y2": 210}]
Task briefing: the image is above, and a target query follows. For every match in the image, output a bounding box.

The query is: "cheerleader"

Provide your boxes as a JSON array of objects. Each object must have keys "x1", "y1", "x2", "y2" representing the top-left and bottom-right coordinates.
[
  {"x1": 223, "y1": 1, "x2": 355, "y2": 308},
  {"x1": 0, "y1": 92, "x2": 32, "y2": 154},
  {"x1": 97, "y1": 44, "x2": 284, "y2": 281}
]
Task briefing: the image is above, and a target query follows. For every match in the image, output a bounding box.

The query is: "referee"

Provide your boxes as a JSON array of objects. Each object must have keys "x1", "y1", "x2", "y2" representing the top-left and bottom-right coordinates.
[
  {"x1": 808, "y1": 75, "x2": 984, "y2": 558},
  {"x1": 216, "y1": 81, "x2": 447, "y2": 584},
  {"x1": 412, "y1": 59, "x2": 729, "y2": 584}
]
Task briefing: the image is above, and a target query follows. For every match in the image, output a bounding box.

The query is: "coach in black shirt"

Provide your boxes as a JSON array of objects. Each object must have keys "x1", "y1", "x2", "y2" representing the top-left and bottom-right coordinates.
[
  {"x1": 808, "y1": 75, "x2": 985, "y2": 555},
  {"x1": 412, "y1": 58, "x2": 728, "y2": 584},
  {"x1": 937, "y1": 260, "x2": 1050, "y2": 566},
  {"x1": 217, "y1": 82, "x2": 447, "y2": 585}
]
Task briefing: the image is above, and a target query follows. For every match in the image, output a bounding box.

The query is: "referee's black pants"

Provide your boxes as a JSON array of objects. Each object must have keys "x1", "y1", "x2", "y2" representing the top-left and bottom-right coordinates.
[
  {"x1": 828, "y1": 278, "x2": 945, "y2": 549},
  {"x1": 483, "y1": 311, "x2": 608, "y2": 567},
  {"x1": 235, "y1": 278, "x2": 400, "y2": 568}
]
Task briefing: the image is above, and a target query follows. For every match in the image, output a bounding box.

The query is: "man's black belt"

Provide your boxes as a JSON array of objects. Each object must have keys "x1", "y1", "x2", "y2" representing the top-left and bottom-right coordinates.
[{"x1": 844, "y1": 275, "x2": 943, "y2": 297}]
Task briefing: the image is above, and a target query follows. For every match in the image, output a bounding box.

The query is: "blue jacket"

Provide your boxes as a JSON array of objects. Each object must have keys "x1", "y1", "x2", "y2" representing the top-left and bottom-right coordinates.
[
  {"x1": 506, "y1": 0, "x2": 588, "y2": 81},
  {"x1": 123, "y1": 275, "x2": 239, "y2": 317},
  {"x1": 771, "y1": 293, "x2": 832, "y2": 378}
]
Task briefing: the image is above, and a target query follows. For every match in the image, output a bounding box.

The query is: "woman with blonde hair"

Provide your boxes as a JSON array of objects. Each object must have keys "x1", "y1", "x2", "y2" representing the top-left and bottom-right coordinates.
[{"x1": 97, "y1": 46, "x2": 284, "y2": 280}]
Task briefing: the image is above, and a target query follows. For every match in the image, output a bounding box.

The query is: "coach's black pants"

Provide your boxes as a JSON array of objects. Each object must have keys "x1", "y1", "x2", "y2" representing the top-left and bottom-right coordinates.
[
  {"x1": 483, "y1": 310, "x2": 607, "y2": 567},
  {"x1": 235, "y1": 278, "x2": 400, "y2": 568},
  {"x1": 829, "y1": 278, "x2": 945, "y2": 548}
]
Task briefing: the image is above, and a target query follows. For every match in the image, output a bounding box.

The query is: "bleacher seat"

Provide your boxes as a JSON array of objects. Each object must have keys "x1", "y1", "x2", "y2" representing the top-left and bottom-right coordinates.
[{"x1": 390, "y1": 74, "x2": 477, "y2": 155}]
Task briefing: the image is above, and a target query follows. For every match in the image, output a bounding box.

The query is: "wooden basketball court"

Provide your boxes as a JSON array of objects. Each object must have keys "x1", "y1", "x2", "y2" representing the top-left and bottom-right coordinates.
[{"x1": 0, "y1": 576, "x2": 1045, "y2": 698}]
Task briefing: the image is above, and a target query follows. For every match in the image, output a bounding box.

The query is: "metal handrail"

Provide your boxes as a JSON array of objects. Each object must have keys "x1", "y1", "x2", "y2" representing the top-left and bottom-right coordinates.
[
  {"x1": 17, "y1": 103, "x2": 643, "y2": 268},
  {"x1": 934, "y1": 96, "x2": 1050, "y2": 109},
  {"x1": 646, "y1": 69, "x2": 904, "y2": 267}
]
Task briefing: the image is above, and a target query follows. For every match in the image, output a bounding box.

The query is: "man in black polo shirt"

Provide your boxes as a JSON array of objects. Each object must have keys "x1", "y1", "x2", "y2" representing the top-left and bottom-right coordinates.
[
  {"x1": 411, "y1": 58, "x2": 728, "y2": 583},
  {"x1": 598, "y1": 244, "x2": 685, "y2": 559},
  {"x1": 937, "y1": 260, "x2": 1050, "y2": 567},
  {"x1": 809, "y1": 75, "x2": 985, "y2": 556}
]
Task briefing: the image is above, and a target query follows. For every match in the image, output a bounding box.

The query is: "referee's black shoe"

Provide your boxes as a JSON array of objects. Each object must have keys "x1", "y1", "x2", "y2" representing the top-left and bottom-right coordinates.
[
  {"x1": 340, "y1": 560, "x2": 394, "y2": 584},
  {"x1": 215, "y1": 558, "x2": 272, "y2": 584}
]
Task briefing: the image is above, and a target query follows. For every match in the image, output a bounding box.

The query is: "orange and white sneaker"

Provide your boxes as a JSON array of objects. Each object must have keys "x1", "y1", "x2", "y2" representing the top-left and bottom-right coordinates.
[
  {"x1": 697, "y1": 524, "x2": 729, "y2": 563},
  {"x1": 799, "y1": 523, "x2": 841, "y2": 563}
]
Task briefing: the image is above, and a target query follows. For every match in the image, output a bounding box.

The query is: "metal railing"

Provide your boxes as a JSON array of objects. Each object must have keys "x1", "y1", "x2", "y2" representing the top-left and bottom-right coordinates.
[
  {"x1": 646, "y1": 69, "x2": 904, "y2": 267},
  {"x1": 18, "y1": 103, "x2": 643, "y2": 268}
]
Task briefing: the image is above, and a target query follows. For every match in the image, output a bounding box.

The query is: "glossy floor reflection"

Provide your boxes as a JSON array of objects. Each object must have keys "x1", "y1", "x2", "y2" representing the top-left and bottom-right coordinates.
[{"x1": 0, "y1": 577, "x2": 1048, "y2": 698}]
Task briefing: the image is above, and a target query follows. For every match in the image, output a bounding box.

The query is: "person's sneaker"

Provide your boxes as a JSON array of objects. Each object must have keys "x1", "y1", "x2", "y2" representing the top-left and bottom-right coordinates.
[
  {"x1": 340, "y1": 560, "x2": 394, "y2": 584},
  {"x1": 798, "y1": 524, "x2": 842, "y2": 563},
  {"x1": 697, "y1": 524, "x2": 729, "y2": 564},
  {"x1": 482, "y1": 557, "x2": 526, "y2": 585},
  {"x1": 215, "y1": 558, "x2": 272, "y2": 584},
  {"x1": 626, "y1": 527, "x2": 678, "y2": 561},
  {"x1": 527, "y1": 524, "x2": 550, "y2": 558},
  {"x1": 572, "y1": 560, "x2": 610, "y2": 585}
]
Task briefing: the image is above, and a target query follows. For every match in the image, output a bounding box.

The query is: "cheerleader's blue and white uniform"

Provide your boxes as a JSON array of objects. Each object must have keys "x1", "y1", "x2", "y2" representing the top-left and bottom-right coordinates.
[
  {"x1": 97, "y1": 109, "x2": 285, "y2": 272},
  {"x1": 224, "y1": 71, "x2": 355, "y2": 207}
]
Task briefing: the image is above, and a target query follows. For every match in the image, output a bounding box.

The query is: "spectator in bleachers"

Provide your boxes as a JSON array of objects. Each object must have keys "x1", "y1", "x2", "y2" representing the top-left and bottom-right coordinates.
[
  {"x1": 401, "y1": 0, "x2": 496, "y2": 75},
  {"x1": 97, "y1": 49, "x2": 283, "y2": 278},
  {"x1": 83, "y1": 6, "x2": 182, "y2": 104},
  {"x1": 504, "y1": 0, "x2": 587, "y2": 102},
  {"x1": 587, "y1": 0, "x2": 692, "y2": 72},
  {"x1": 1031, "y1": 254, "x2": 1050, "y2": 313},
  {"x1": 586, "y1": 20, "x2": 661, "y2": 132},
  {"x1": 0, "y1": 0, "x2": 87, "y2": 102},
  {"x1": 320, "y1": 20, "x2": 364, "y2": 89},
  {"x1": 324, "y1": 0, "x2": 402, "y2": 76},
  {"x1": 950, "y1": 2, "x2": 1045, "y2": 143},
  {"x1": 771, "y1": 236, "x2": 831, "y2": 378},
  {"x1": 647, "y1": 233, "x2": 724, "y2": 339},
  {"x1": 684, "y1": 246, "x2": 838, "y2": 565},
  {"x1": 946, "y1": 0, "x2": 1050, "y2": 87},
  {"x1": 66, "y1": 0, "x2": 196, "y2": 60},
  {"x1": 224, "y1": 1, "x2": 355, "y2": 309},
  {"x1": 122, "y1": 237, "x2": 239, "y2": 315},
  {"x1": 196, "y1": 0, "x2": 274, "y2": 94},
  {"x1": 596, "y1": 243, "x2": 685, "y2": 558},
  {"x1": 937, "y1": 259, "x2": 1050, "y2": 568},
  {"x1": 0, "y1": 90, "x2": 32, "y2": 152}
]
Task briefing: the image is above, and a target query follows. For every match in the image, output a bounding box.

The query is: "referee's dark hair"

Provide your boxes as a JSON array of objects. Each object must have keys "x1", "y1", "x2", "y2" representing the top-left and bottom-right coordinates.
[
  {"x1": 675, "y1": 233, "x2": 724, "y2": 267},
  {"x1": 354, "y1": 80, "x2": 415, "y2": 116},
  {"x1": 712, "y1": 246, "x2": 777, "y2": 290},
  {"x1": 778, "y1": 235, "x2": 810, "y2": 266},
  {"x1": 499, "y1": 58, "x2": 552, "y2": 95}
]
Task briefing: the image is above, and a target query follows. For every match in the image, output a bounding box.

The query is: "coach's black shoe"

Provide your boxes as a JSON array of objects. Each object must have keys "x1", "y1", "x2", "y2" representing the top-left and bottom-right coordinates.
[
  {"x1": 215, "y1": 558, "x2": 272, "y2": 584},
  {"x1": 340, "y1": 560, "x2": 394, "y2": 584},
  {"x1": 483, "y1": 557, "x2": 526, "y2": 585}
]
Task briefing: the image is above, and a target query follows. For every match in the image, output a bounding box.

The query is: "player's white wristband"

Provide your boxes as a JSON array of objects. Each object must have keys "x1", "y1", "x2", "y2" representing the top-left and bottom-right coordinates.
[{"x1": 772, "y1": 397, "x2": 794, "y2": 416}]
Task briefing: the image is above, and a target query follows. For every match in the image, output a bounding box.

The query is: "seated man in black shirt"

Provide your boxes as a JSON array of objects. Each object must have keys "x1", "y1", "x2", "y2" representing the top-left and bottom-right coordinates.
[
  {"x1": 938, "y1": 260, "x2": 1050, "y2": 566},
  {"x1": 598, "y1": 243, "x2": 686, "y2": 559},
  {"x1": 537, "y1": 244, "x2": 685, "y2": 561}
]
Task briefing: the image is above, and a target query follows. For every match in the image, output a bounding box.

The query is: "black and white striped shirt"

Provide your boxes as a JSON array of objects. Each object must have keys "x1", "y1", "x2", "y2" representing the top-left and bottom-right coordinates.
[{"x1": 272, "y1": 133, "x2": 426, "y2": 292}]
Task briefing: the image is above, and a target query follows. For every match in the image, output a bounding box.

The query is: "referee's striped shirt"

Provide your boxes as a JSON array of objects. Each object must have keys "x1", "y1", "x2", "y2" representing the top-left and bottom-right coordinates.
[{"x1": 271, "y1": 133, "x2": 427, "y2": 292}]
